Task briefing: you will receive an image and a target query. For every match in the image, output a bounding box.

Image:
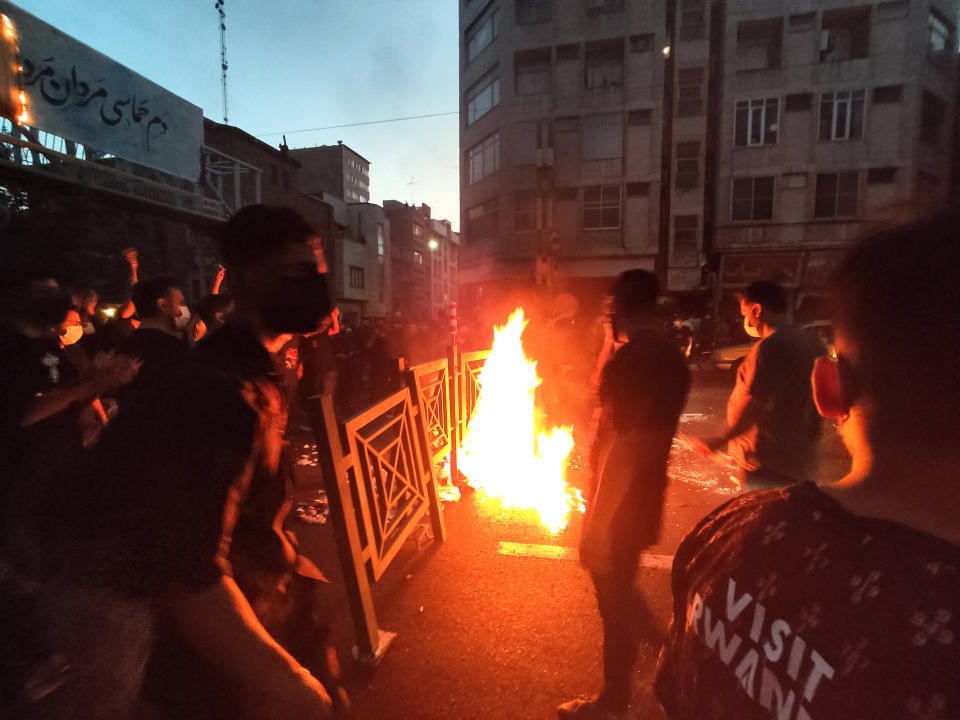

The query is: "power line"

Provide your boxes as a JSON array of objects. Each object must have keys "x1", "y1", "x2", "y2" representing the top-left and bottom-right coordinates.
[{"x1": 256, "y1": 110, "x2": 459, "y2": 138}]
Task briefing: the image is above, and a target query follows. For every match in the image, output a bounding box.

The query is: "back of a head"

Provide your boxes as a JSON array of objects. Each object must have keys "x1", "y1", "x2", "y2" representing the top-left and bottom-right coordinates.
[
  {"x1": 612, "y1": 269, "x2": 658, "y2": 319},
  {"x1": 740, "y1": 281, "x2": 788, "y2": 315},
  {"x1": 220, "y1": 204, "x2": 315, "y2": 267},
  {"x1": 829, "y1": 208, "x2": 960, "y2": 443},
  {"x1": 2, "y1": 277, "x2": 72, "y2": 331},
  {"x1": 132, "y1": 277, "x2": 179, "y2": 320}
]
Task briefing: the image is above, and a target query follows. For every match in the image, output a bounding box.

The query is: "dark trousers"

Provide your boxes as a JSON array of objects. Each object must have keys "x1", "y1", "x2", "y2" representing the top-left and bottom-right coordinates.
[
  {"x1": 591, "y1": 552, "x2": 662, "y2": 711},
  {"x1": 740, "y1": 466, "x2": 799, "y2": 490}
]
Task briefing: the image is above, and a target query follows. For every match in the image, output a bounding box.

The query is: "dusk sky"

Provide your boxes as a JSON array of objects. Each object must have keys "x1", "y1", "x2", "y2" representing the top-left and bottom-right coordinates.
[{"x1": 13, "y1": 0, "x2": 462, "y2": 228}]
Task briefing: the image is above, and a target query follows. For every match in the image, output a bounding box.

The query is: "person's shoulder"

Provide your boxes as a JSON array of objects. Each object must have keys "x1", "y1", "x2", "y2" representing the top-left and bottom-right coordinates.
[{"x1": 674, "y1": 485, "x2": 814, "y2": 574}]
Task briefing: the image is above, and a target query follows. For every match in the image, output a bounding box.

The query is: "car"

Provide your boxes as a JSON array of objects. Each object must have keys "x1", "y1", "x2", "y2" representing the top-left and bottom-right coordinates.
[{"x1": 708, "y1": 320, "x2": 835, "y2": 374}]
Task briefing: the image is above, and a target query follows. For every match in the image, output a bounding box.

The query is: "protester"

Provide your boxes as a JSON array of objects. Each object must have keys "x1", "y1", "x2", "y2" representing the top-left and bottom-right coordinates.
[
  {"x1": 559, "y1": 269, "x2": 690, "y2": 720},
  {"x1": 116, "y1": 275, "x2": 189, "y2": 401},
  {"x1": 656, "y1": 210, "x2": 960, "y2": 720},
  {"x1": 687, "y1": 281, "x2": 825, "y2": 489},
  {"x1": 41, "y1": 204, "x2": 340, "y2": 719}
]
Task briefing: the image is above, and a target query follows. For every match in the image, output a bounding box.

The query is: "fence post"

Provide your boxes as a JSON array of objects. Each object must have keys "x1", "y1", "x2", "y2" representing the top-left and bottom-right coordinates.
[
  {"x1": 308, "y1": 393, "x2": 390, "y2": 663},
  {"x1": 447, "y1": 342, "x2": 459, "y2": 483}
]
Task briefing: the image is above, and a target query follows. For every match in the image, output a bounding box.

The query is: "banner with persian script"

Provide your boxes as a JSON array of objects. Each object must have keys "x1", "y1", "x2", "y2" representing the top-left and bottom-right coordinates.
[{"x1": 0, "y1": 1, "x2": 202, "y2": 180}]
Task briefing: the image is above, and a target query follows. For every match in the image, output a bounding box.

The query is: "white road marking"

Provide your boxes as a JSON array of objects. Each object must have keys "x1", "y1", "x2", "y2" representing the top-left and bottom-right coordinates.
[{"x1": 497, "y1": 542, "x2": 673, "y2": 570}]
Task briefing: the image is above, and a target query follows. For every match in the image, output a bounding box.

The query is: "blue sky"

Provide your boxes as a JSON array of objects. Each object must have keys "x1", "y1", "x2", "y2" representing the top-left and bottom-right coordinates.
[{"x1": 12, "y1": 0, "x2": 462, "y2": 228}]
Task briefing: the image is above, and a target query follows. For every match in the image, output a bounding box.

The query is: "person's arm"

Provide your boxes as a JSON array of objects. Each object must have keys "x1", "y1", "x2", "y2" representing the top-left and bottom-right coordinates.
[
  {"x1": 120, "y1": 248, "x2": 138, "y2": 319},
  {"x1": 211, "y1": 265, "x2": 226, "y2": 295},
  {"x1": 165, "y1": 576, "x2": 332, "y2": 719},
  {"x1": 21, "y1": 354, "x2": 139, "y2": 427}
]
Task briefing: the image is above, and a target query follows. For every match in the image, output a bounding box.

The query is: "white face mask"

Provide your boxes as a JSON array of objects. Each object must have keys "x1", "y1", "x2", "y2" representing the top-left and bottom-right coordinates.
[
  {"x1": 743, "y1": 314, "x2": 761, "y2": 338},
  {"x1": 61, "y1": 325, "x2": 84, "y2": 346},
  {"x1": 174, "y1": 306, "x2": 191, "y2": 330}
]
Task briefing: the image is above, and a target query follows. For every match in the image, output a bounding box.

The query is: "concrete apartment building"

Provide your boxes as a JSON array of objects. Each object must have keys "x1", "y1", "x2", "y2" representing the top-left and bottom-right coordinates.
[
  {"x1": 429, "y1": 217, "x2": 461, "y2": 321},
  {"x1": 714, "y1": 0, "x2": 958, "y2": 315},
  {"x1": 458, "y1": 0, "x2": 959, "y2": 317},
  {"x1": 290, "y1": 140, "x2": 371, "y2": 203},
  {"x1": 384, "y1": 201, "x2": 460, "y2": 322}
]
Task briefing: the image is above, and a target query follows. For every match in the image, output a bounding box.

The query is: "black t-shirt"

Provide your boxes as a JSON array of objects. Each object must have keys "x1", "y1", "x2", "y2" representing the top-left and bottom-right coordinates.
[
  {"x1": 76, "y1": 324, "x2": 289, "y2": 595},
  {"x1": 656, "y1": 483, "x2": 960, "y2": 720},
  {"x1": 595, "y1": 329, "x2": 691, "y2": 550},
  {"x1": 0, "y1": 332, "x2": 83, "y2": 518}
]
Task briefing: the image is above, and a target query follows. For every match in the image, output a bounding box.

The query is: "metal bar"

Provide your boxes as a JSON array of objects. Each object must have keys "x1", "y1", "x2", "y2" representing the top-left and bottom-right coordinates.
[{"x1": 308, "y1": 394, "x2": 381, "y2": 659}]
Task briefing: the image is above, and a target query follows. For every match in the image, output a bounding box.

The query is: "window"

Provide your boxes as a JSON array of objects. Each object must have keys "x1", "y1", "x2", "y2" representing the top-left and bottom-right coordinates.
[
  {"x1": 872, "y1": 85, "x2": 902, "y2": 104},
  {"x1": 921, "y1": 92, "x2": 947, "y2": 147},
  {"x1": 585, "y1": 39, "x2": 623, "y2": 89},
  {"x1": 867, "y1": 167, "x2": 897, "y2": 184},
  {"x1": 821, "y1": 7, "x2": 870, "y2": 62},
  {"x1": 678, "y1": 68, "x2": 704, "y2": 116},
  {"x1": 674, "y1": 215, "x2": 699, "y2": 253},
  {"x1": 731, "y1": 177, "x2": 775, "y2": 221},
  {"x1": 628, "y1": 109, "x2": 652, "y2": 125},
  {"x1": 815, "y1": 172, "x2": 858, "y2": 218},
  {"x1": 785, "y1": 92, "x2": 811, "y2": 112},
  {"x1": 514, "y1": 191, "x2": 538, "y2": 231},
  {"x1": 680, "y1": 0, "x2": 706, "y2": 41},
  {"x1": 413, "y1": 251, "x2": 423, "y2": 265},
  {"x1": 466, "y1": 68, "x2": 500, "y2": 124},
  {"x1": 583, "y1": 113, "x2": 623, "y2": 160},
  {"x1": 377, "y1": 223, "x2": 385, "y2": 256},
  {"x1": 585, "y1": 0, "x2": 624, "y2": 15},
  {"x1": 557, "y1": 43, "x2": 579, "y2": 61},
  {"x1": 349, "y1": 266, "x2": 365, "y2": 289},
  {"x1": 413, "y1": 224, "x2": 423, "y2": 237},
  {"x1": 467, "y1": 132, "x2": 500, "y2": 184},
  {"x1": 515, "y1": 48, "x2": 551, "y2": 95},
  {"x1": 675, "y1": 142, "x2": 700, "y2": 189},
  {"x1": 630, "y1": 34, "x2": 654, "y2": 53},
  {"x1": 583, "y1": 185, "x2": 621, "y2": 229},
  {"x1": 819, "y1": 90, "x2": 864, "y2": 141},
  {"x1": 735, "y1": 98, "x2": 778, "y2": 146},
  {"x1": 788, "y1": 12, "x2": 816, "y2": 31},
  {"x1": 737, "y1": 18, "x2": 782, "y2": 71},
  {"x1": 626, "y1": 182, "x2": 649, "y2": 196},
  {"x1": 928, "y1": 8, "x2": 955, "y2": 66},
  {"x1": 516, "y1": 0, "x2": 551, "y2": 24},
  {"x1": 466, "y1": 6, "x2": 499, "y2": 62},
  {"x1": 467, "y1": 197, "x2": 499, "y2": 242}
]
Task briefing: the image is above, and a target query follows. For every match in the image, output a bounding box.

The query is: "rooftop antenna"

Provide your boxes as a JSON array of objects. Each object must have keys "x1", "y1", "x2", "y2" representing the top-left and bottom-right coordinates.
[{"x1": 215, "y1": 0, "x2": 228, "y2": 124}]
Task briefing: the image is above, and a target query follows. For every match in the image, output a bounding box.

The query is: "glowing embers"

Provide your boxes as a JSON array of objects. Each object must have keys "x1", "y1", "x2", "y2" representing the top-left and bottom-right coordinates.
[{"x1": 458, "y1": 308, "x2": 580, "y2": 533}]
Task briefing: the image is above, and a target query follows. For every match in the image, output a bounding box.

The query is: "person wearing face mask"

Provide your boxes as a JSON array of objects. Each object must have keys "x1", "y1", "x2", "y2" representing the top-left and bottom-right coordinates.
[
  {"x1": 66, "y1": 205, "x2": 342, "y2": 720},
  {"x1": 687, "y1": 281, "x2": 825, "y2": 490},
  {"x1": 655, "y1": 210, "x2": 960, "y2": 720},
  {"x1": 115, "y1": 276, "x2": 190, "y2": 407}
]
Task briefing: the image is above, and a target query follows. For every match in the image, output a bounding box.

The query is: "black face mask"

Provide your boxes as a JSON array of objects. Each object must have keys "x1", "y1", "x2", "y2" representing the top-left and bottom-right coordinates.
[{"x1": 261, "y1": 273, "x2": 330, "y2": 335}]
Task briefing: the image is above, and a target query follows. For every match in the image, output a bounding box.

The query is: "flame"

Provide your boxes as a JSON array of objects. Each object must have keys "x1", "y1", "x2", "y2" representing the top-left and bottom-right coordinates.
[
  {"x1": 459, "y1": 308, "x2": 578, "y2": 533},
  {"x1": 2, "y1": 15, "x2": 15, "y2": 41}
]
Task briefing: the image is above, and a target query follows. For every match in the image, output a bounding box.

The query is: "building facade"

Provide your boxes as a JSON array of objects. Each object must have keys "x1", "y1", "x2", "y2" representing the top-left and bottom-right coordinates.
[
  {"x1": 384, "y1": 201, "x2": 459, "y2": 322},
  {"x1": 290, "y1": 140, "x2": 371, "y2": 203},
  {"x1": 458, "y1": 0, "x2": 959, "y2": 317},
  {"x1": 344, "y1": 202, "x2": 392, "y2": 321}
]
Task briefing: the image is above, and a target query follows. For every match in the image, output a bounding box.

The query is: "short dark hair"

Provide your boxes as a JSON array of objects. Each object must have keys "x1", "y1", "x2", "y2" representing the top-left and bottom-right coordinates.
[
  {"x1": 220, "y1": 205, "x2": 315, "y2": 267},
  {"x1": 611, "y1": 269, "x2": 659, "y2": 318},
  {"x1": 739, "y1": 281, "x2": 788, "y2": 315},
  {"x1": 828, "y1": 208, "x2": 960, "y2": 442},
  {"x1": 196, "y1": 293, "x2": 233, "y2": 326},
  {"x1": 132, "y1": 276, "x2": 180, "y2": 319}
]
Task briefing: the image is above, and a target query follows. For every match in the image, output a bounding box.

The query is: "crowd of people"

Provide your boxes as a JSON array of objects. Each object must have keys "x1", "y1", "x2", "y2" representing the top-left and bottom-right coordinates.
[{"x1": 0, "y1": 203, "x2": 957, "y2": 719}]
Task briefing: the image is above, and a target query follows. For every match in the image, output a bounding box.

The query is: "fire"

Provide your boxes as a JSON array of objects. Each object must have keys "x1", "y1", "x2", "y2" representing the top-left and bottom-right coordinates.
[{"x1": 459, "y1": 308, "x2": 578, "y2": 533}]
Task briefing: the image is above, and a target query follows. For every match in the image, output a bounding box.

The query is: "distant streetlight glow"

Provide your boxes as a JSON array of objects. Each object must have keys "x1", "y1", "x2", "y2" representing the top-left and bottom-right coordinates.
[
  {"x1": 102, "y1": 307, "x2": 117, "y2": 318},
  {"x1": 662, "y1": 44, "x2": 671, "y2": 57},
  {"x1": 428, "y1": 238, "x2": 439, "y2": 250}
]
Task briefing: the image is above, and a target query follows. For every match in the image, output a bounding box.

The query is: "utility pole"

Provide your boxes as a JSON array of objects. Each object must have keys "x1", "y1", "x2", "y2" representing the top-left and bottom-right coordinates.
[{"x1": 215, "y1": 0, "x2": 228, "y2": 124}]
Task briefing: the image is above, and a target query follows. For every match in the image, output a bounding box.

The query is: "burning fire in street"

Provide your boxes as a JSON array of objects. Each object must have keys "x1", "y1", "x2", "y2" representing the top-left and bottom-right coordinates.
[{"x1": 458, "y1": 309, "x2": 580, "y2": 533}]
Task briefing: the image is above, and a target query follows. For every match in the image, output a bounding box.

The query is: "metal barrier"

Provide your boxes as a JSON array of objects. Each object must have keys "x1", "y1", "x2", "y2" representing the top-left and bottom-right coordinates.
[{"x1": 309, "y1": 346, "x2": 489, "y2": 662}]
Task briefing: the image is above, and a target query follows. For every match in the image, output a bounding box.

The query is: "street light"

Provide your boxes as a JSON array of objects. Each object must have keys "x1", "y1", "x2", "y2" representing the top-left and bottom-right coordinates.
[
  {"x1": 428, "y1": 238, "x2": 439, "y2": 250},
  {"x1": 662, "y1": 44, "x2": 671, "y2": 57}
]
